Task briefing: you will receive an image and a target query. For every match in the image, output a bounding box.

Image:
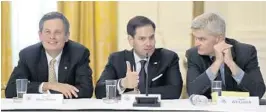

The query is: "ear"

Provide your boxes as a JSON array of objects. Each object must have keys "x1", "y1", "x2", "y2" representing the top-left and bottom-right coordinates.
[
  {"x1": 128, "y1": 35, "x2": 134, "y2": 47},
  {"x1": 38, "y1": 31, "x2": 43, "y2": 41},
  {"x1": 216, "y1": 35, "x2": 225, "y2": 43},
  {"x1": 65, "y1": 38, "x2": 69, "y2": 42},
  {"x1": 65, "y1": 32, "x2": 70, "y2": 42}
]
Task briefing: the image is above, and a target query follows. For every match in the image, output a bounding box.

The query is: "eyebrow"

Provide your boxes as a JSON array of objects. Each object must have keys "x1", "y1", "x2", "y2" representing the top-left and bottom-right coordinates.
[
  {"x1": 138, "y1": 34, "x2": 155, "y2": 38},
  {"x1": 196, "y1": 37, "x2": 205, "y2": 39},
  {"x1": 139, "y1": 36, "x2": 146, "y2": 38},
  {"x1": 149, "y1": 34, "x2": 155, "y2": 38}
]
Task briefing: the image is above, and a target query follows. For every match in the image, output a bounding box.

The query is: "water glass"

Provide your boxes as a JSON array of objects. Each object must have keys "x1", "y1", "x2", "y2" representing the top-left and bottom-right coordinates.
[
  {"x1": 103, "y1": 80, "x2": 117, "y2": 103},
  {"x1": 16, "y1": 79, "x2": 28, "y2": 98},
  {"x1": 212, "y1": 80, "x2": 222, "y2": 96}
]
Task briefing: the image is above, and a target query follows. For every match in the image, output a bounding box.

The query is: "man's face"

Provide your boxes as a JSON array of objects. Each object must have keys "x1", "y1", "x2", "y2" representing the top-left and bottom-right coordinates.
[
  {"x1": 128, "y1": 25, "x2": 156, "y2": 58},
  {"x1": 193, "y1": 30, "x2": 222, "y2": 55},
  {"x1": 39, "y1": 18, "x2": 68, "y2": 53}
]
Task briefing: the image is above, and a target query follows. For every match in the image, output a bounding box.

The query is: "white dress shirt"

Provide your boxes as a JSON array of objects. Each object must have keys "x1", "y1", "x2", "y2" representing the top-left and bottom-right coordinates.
[
  {"x1": 117, "y1": 51, "x2": 150, "y2": 94},
  {"x1": 38, "y1": 51, "x2": 62, "y2": 93}
]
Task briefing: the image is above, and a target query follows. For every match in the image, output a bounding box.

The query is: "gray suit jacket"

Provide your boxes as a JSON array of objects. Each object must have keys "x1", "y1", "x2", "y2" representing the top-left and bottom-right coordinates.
[{"x1": 186, "y1": 38, "x2": 265, "y2": 98}]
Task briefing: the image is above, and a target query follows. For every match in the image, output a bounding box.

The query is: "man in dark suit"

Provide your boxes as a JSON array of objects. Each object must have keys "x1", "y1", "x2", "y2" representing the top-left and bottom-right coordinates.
[
  {"x1": 95, "y1": 16, "x2": 183, "y2": 99},
  {"x1": 186, "y1": 13, "x2": 265, "y2": 99},
  {"x1": 5, "y1": 12, "x2": 93, "y2": 98}
]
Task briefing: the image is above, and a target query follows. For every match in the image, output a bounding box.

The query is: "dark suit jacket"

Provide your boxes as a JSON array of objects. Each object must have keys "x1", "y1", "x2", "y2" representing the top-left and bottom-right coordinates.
[
  {"x1": 95, "y1": 48, "x2": 183, "y2": 99},
  {"x1": 186, "y1": 38, "x2": 265, "y2": 98},
  {"x1": 5, "y1": 40, "x2": 93, "y2": 98}
]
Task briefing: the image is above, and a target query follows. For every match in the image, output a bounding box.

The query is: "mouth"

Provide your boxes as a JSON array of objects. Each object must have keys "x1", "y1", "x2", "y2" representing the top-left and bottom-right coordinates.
[
  {"x1": 144, "y1": 48, "x2": 153, "y2": 51},
  {"x1": 144, "y1": 49, "x2": 154, "y2": 55},
  {"x1": 47, "y1": 41, "x2": 58, "y2": 45},
  {"x1": 144, "y1": 49, "x2": 151, "y2": 53}
]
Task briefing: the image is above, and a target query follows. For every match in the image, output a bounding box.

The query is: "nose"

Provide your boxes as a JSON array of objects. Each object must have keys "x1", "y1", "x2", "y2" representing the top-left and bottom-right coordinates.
[
  {"x1": 194, "y1": 39, "x2": 201, "y2": 47},
  {"x1": 145, "y1": 39, "x2": 153, "y2": 47},
  {"x1": 147, "y1": 40, "x2": 151, "y2": 46},
  {"x1": 50, "y1": 34, "x2": 56, "y2": 39}
]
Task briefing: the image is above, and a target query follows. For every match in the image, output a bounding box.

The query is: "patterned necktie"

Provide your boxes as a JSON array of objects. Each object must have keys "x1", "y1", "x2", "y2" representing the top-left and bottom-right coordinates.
[
  {"x1": 48, "y1": 59, "x2": 57, "y2": 82},
  {"x1": 138, "y1": 60, "x2": 147, "y2": 92}
]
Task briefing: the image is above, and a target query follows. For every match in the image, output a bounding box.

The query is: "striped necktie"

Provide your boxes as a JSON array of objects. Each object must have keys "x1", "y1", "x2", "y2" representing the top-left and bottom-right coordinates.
[{"x1": 48, "y1": 59, "x2": 57, "y2": 82}]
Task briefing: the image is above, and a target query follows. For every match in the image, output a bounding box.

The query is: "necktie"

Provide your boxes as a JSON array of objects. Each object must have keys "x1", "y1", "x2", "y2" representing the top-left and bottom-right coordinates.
[
  {"x1": 138, "y1": 60, "x2": 147, "y2": 92},
  {"x1": 48, "y1": 59, "x2": 57, "y2": 82}
]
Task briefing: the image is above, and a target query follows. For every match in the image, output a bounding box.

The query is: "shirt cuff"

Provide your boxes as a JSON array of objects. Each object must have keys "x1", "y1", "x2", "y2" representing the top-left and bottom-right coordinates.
[
  {"x1": 39, "y1": 82, "x2": 44, "y2": 93},
  {"x1": 232, "y1": 67, "x2": 245, "y2": 84},
  {"x1": 206, "y1": 67, "x2": 217, "y2": 81},
  {"x1": 117, "y1": 79, "x2": 126, "y2": 94},
  {"x1": 38, "y1": 82, "x2": 51, "y2": 94}
]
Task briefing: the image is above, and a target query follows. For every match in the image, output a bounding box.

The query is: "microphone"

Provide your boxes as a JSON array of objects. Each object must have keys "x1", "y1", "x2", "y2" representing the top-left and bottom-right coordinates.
[
  {"x1": 133, "y1": 52, "x2": 161, "y2": 107},
  {"x1": 145, "y1": 53, "x2": 149, "y2": 96}
]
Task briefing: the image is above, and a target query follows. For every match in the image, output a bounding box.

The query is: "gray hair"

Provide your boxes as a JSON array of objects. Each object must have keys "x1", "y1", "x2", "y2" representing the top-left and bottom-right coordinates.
[
  {"x1": 191, "y1": 12, "x2": 226, "y2": 37},
  {"x1": 39, "y1": 11, "x2": 70, "y2": 36}
]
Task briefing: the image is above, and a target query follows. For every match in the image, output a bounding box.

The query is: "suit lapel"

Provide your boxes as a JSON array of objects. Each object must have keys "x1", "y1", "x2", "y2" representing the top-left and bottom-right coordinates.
[
  {"x1": 125, "y1": 49, "x2": 136, "y2": 72},
  {"x1": 148, "y1": 49, "x2": 160, "y2": 86},
  {"x1": 58, "y1": 45, "x2": 70, "y2": 83},
  {"x1": 202, "y1": 55, "x2": 212, "y2": 68},
  {"x1": 38, "y1": 47, "x2": 48, "y2": 82}
]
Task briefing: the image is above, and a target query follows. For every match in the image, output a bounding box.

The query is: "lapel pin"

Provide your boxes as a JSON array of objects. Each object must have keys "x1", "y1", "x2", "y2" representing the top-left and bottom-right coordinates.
[
  {"x1": 64, "y1": 67, "x2": 67, "y2": 70},
  {"x1": 153, "y1": 62, "x2": 158, "y2": 64}
]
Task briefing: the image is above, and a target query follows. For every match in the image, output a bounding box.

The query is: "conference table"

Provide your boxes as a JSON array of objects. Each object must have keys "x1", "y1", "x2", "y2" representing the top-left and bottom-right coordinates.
[{"x1": 2, "y1": 98, "x2": 266, "y2": 111}]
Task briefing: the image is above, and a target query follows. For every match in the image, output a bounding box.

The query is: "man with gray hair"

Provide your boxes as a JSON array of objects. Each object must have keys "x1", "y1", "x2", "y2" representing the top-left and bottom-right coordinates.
[
  {"x1": 5, "y1": 11, "x2": 93, "y2": 98},
  {"x1": 186, "y1": 12, "x2": 265, "y2": 99}
]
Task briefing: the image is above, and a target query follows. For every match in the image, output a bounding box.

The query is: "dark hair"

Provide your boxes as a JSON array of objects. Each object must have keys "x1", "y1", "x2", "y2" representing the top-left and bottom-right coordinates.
[
  {"x1": 127, "y1": 16, "x2": 156, "y2": 37},
  {"x1": 39, "y1": 11, "x2": 70, "y2": 36}
]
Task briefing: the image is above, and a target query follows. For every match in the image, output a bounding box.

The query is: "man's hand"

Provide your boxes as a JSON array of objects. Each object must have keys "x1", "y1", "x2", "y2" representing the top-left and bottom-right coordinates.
[
  {"x1": 213, "y1": 41, "x2": 232, "y2": 64},
  {"x1": 210, "y1": 41, "x2": 232, "y2": 76},
  {"x1": 121, "y1": 61, "x2": 139, "y2": 89},
  {"x1": 223, "y1": 48, "x2": 239, "y2": 76},
  {"x1": 223, "y1": 48, "x2": 233, "y2": 66},
  {"x1": 43, "y1": 82, "x2": 79, "y2": 99}
]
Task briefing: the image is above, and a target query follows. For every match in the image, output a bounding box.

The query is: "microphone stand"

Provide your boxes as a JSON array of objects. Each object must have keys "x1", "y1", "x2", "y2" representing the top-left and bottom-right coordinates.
[
  {"x1": 133, "y1": 53, "x2": 161, "y2": 107},
  {"x1": 145, "y1": 53, "x2": 149, "y2": 96}
]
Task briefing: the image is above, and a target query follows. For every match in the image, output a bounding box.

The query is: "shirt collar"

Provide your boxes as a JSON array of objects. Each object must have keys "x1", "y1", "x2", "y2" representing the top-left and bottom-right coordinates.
[
  {"x1": 45, "y1": 51, "x2": 63, "y2": 64},
  {"x1": 133, "y1": 51, "x2": 150, "y2": 64}
]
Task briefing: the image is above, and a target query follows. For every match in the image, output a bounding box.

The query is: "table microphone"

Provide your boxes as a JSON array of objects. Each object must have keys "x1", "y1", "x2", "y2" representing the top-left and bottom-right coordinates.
[{"x1": 133, "y1": 53, "x2": 161, "y2": 107}]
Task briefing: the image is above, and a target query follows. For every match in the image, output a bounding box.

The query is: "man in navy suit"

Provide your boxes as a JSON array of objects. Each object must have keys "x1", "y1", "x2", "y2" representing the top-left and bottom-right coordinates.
[
  {"x1": 95, "y1": 16, "x2": 183, "y2": 99},
  {"x1": 5, "y1": 12, "x2": 93, "y2": 98}
]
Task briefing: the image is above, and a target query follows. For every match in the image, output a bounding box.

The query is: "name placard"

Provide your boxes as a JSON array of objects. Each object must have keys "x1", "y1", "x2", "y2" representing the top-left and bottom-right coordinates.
[
  {"x1": 217, "y1": 96, "x2": 259, "y2": 107},
  {"x1": 23, "y1": 94, "x2": 63, "y2": 104}
]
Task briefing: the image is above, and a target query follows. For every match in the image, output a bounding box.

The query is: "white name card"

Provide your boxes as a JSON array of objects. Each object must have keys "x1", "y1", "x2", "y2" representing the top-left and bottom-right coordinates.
[
  {"x1": 23, "y1": 94, "x2": 63, "y2": 104},
  {"x1": 217, "y1": 96, "x2": 259, "y2": 107}
]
